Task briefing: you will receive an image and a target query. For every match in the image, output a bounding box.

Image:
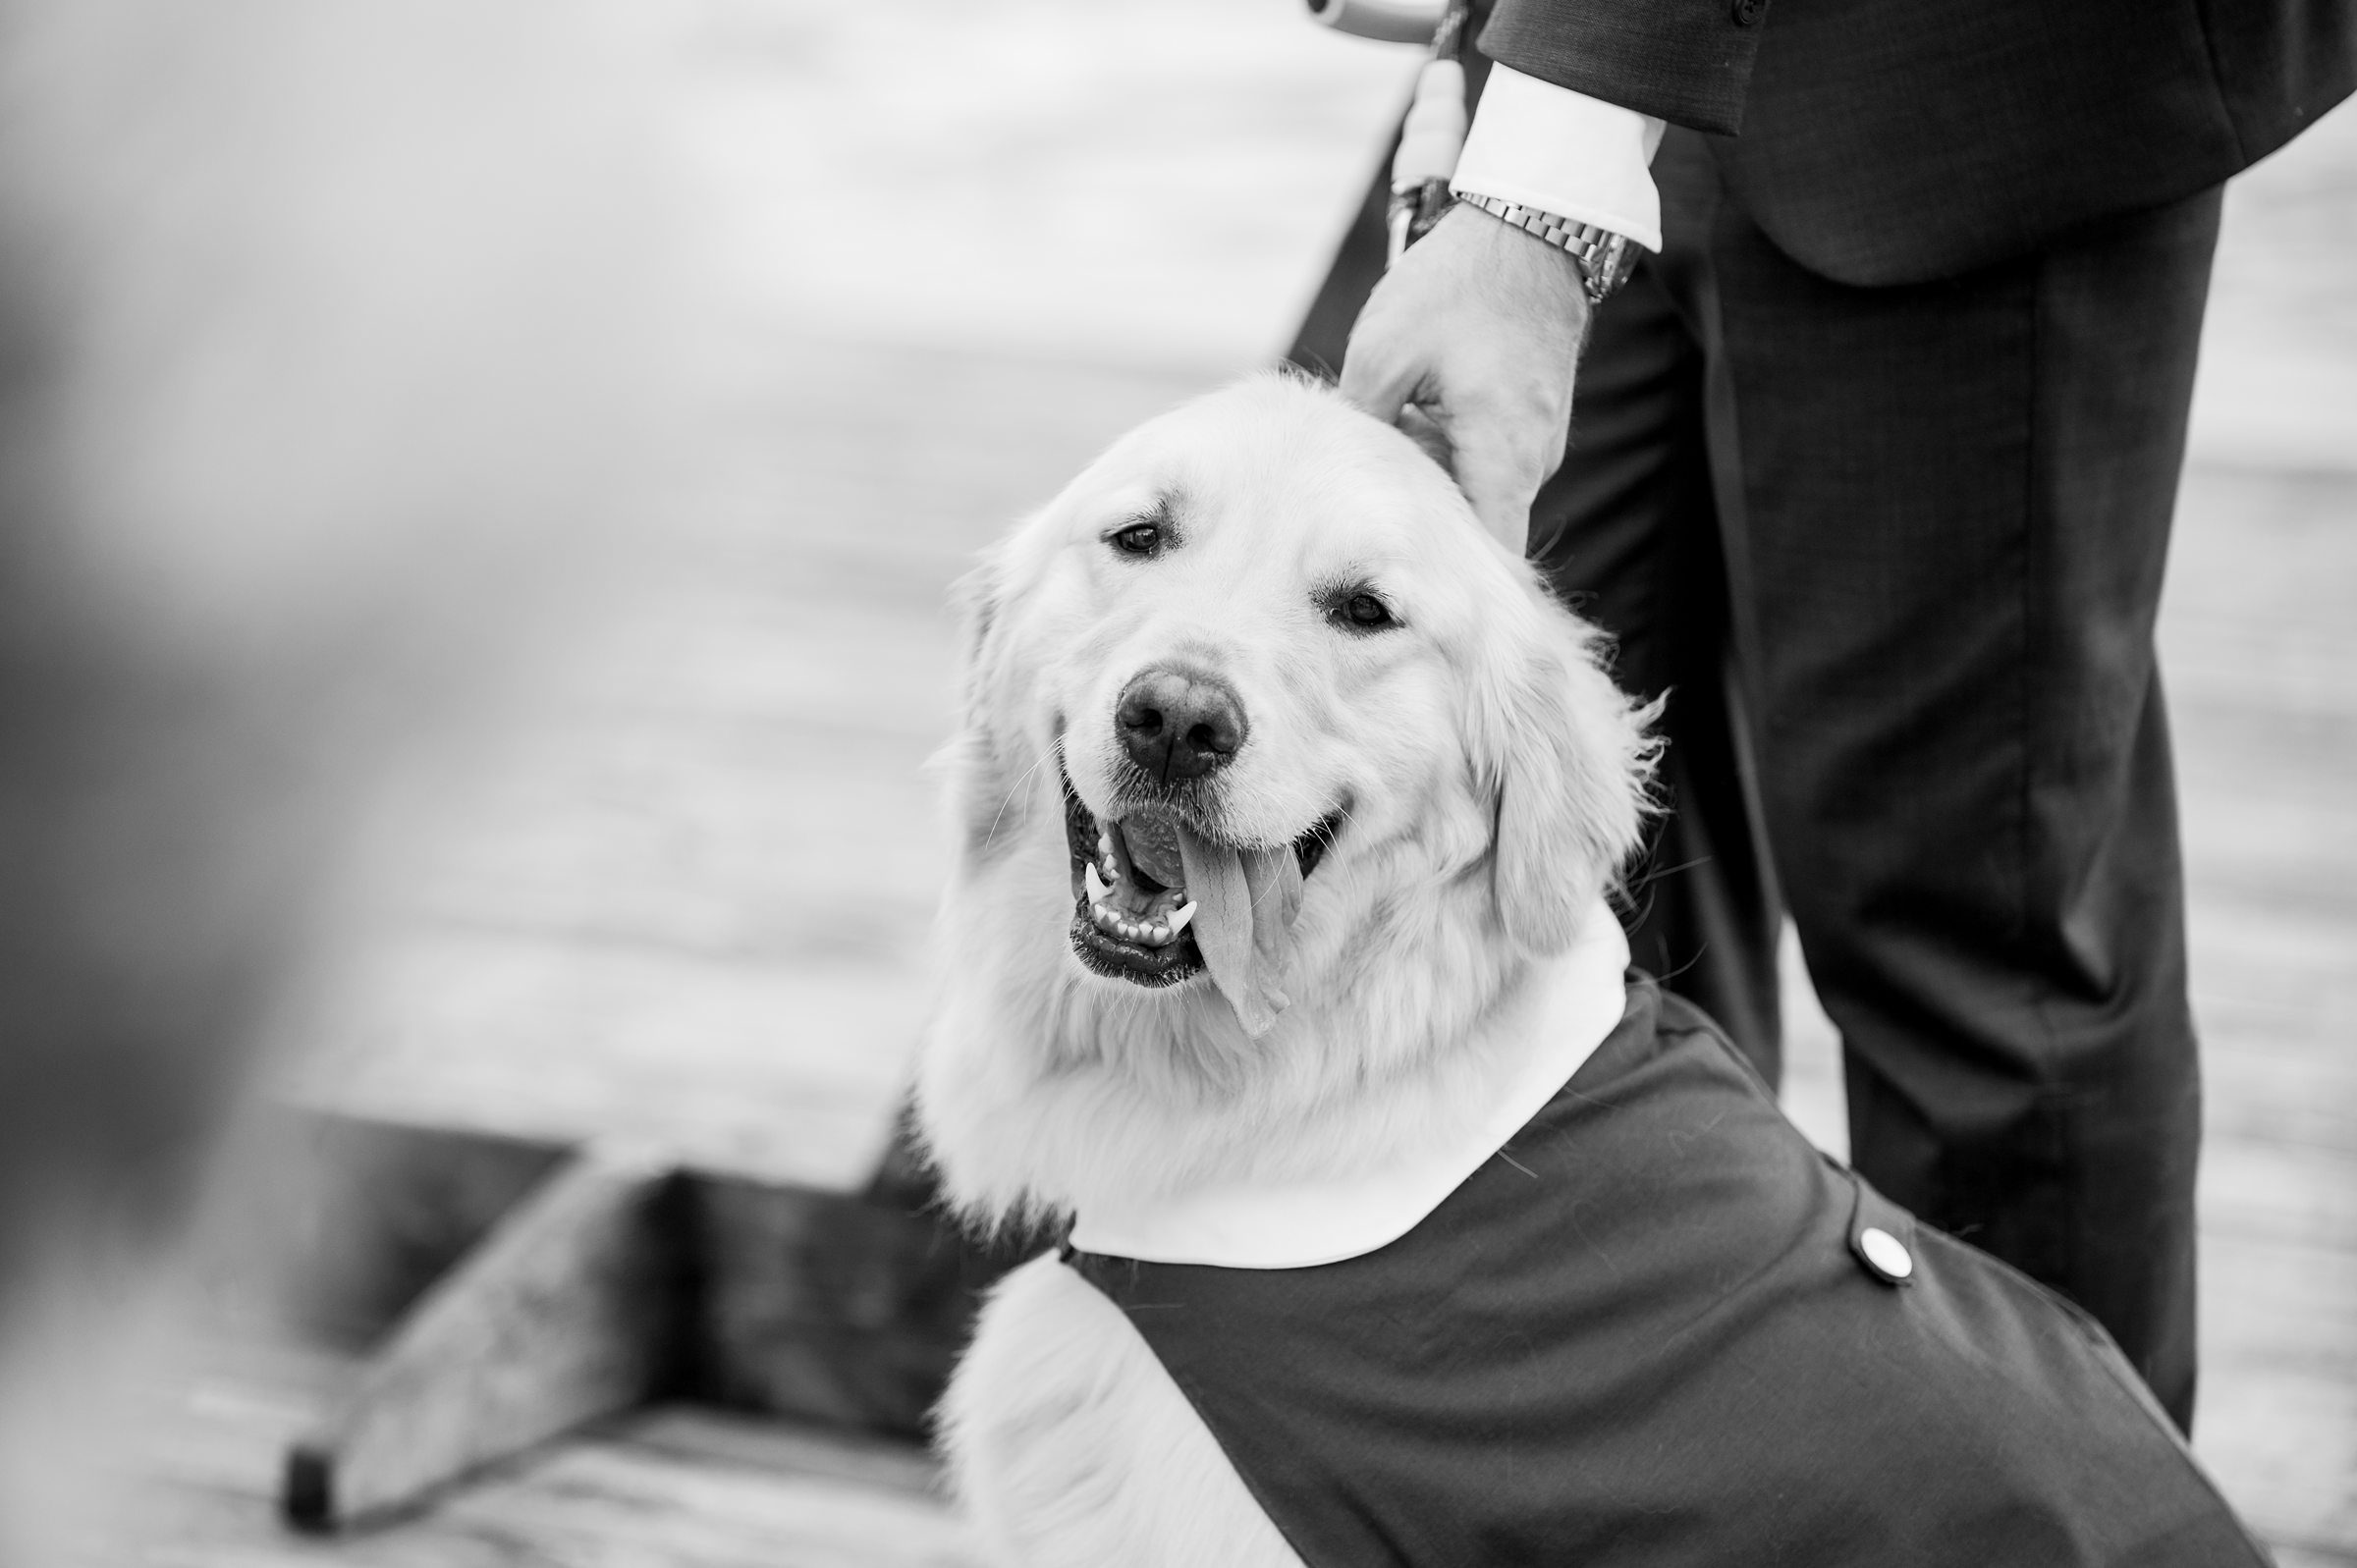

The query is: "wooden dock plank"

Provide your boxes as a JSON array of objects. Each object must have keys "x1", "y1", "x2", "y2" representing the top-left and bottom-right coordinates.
[
  {"x1": 77, "y1": 1342, "x2": 976, "y2": 1568},
  {"x1": 287, "y1": 1147, "x2": 684, "y2": 1530}
]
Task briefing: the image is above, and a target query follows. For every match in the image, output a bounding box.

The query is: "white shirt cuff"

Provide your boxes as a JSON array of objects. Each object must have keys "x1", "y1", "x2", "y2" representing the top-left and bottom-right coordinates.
[{"x1": 1450, "y1": 64, "x2": 1667, "y2": 253}]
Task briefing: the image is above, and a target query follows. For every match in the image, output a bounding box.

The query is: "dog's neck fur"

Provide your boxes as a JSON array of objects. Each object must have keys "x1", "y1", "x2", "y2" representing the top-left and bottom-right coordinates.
[{"x1": 917, "y1": 853, "x2": 1579, "y2": 1232}]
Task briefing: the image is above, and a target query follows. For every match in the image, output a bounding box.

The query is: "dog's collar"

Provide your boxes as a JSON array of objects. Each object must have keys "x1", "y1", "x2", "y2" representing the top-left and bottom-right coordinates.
[{"x1": 1065, "y1": 902, "x2": 1630, "y2": 1271}]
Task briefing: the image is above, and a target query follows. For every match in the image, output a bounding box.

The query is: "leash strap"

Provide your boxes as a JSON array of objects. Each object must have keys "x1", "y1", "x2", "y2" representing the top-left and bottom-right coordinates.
[{"x1": 1385, "y1": 0, "x2": 1473, "y2": 264}]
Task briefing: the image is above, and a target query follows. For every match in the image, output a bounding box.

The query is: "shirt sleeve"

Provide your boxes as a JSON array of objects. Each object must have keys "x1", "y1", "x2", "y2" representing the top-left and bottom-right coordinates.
[{"x1": 1449, "y1": 65, "x2": 1668, "y2": 253}]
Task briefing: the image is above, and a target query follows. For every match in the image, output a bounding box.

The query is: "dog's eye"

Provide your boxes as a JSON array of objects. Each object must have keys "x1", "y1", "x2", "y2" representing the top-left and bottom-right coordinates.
[
  {"x1": 1334, "y1": 590, "x2": 1396, "y2": 632},
  {"x1": 1109, "y1": 522, "x2": 1162, "y2": 557}
]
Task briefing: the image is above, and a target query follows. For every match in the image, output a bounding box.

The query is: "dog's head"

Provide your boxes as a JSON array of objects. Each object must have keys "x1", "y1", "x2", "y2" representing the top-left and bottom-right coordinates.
[{"x1": 937, "y1": 374, "x2": 1651, "y2": 1097}]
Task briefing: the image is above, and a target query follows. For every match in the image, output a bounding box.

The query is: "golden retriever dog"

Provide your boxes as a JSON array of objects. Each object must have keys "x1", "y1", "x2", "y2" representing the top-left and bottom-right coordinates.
[
  {"x1": 913, "y1": 374, "x2": 2264, "y2": 1568},
  {"x1": 916, "y1": 371, "x2": 1648, "y2": 1564}
]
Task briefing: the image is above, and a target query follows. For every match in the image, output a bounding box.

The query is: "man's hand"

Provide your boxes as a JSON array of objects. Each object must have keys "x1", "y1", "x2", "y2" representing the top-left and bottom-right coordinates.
[{"x1": 1339, "y1": 203, "x2": 1591, "y2": 554}]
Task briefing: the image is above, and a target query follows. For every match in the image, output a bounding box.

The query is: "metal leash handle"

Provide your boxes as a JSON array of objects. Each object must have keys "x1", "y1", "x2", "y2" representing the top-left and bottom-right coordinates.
[{"x1": 1385, "y1": 0, "x2": 1472, "y2": 265}]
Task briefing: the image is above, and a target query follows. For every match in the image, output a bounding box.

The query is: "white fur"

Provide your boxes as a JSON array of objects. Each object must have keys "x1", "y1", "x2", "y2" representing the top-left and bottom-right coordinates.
[
  {"x1": 916, "y1": 375, "x2": 1654, "y2": 1565},
  {"x1": 940, "y1": 1255, "x2": 1301, "y2": 1568}
]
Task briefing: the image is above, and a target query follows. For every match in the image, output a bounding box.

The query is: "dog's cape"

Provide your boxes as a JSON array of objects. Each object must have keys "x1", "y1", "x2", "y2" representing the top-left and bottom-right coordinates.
[{"x1": 1066, "y1": 980, "x2": 2266, "y2": 1568}]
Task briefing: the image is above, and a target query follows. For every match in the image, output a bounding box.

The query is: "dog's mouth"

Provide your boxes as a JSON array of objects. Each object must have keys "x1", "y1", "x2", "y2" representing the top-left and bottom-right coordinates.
[{"x1": 1062, "y1": 766, "x2": 1337, "y2": 988}]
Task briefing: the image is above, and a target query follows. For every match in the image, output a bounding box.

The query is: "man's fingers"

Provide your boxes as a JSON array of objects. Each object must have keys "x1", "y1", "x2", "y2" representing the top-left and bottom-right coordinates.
[
  {"x1": 1338, "y1": 332, "x2": 1420, "y2": 426},
  {"x1": 1346, "y1": 367, "x2": 1562, "y2": 554},
  {"x1": 1394, "y1": 405, "x2": 1454, "y2": 470},
  {"x1": 1462, "y1": 482, "x2": 1536, "y2": 556},
  {"x1": 1336, "y1": 205, "x2": 1588, "y2": 555},
  {"x1": 1339, "y1": 230, "x2": 1452, "y2": 424},
  {"x1": 1445, "y1": 415, "x2": 1547, "y2": 554}
]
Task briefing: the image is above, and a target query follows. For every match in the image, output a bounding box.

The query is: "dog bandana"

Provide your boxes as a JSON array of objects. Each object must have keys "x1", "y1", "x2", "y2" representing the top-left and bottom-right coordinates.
[{"x1": 1066, "y1": 979, "x2": 2268, "y2": 1568}]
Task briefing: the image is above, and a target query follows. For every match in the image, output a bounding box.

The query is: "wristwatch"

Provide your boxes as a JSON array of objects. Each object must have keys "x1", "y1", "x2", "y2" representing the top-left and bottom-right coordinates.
[{"x1": 1453, "y1": 190, "x2": 1638, "y2": 304}]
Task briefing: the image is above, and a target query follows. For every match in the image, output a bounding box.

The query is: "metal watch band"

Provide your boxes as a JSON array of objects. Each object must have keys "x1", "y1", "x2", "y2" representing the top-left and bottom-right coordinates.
[{"x1": 1453, "y1": 190, "x2": 1638, "y2": 303}]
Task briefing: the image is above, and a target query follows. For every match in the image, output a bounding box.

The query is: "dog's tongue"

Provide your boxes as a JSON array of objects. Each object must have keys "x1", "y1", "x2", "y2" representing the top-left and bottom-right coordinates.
[{"x1": 1175, "y1": 822, "x2": 1302, "y2": 1038}]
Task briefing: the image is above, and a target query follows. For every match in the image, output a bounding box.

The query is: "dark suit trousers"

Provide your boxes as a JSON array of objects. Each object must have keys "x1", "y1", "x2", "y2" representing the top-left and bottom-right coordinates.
[{"x1": 1289, "y1": 132, "x2": 2220, "y2": 1428}]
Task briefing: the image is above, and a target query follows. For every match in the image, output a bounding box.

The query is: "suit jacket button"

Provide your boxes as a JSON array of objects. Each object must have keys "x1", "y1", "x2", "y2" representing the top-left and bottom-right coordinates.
[
  {"x1": 1732, "y1": 0, "x2": 1767, "y2": 24},
  {"x1": 1858, "y1": 1226, "x2": 1914, "y2": 1283}
]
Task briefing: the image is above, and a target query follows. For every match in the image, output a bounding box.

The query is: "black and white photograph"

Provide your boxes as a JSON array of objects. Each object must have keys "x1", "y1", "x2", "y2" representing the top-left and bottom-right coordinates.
[{"x1": 0, "y1": 0, "x2": 2349, "y2": 1563}]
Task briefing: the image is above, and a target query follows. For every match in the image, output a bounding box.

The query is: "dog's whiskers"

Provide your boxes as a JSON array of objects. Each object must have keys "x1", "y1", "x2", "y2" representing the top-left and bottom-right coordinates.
[
  {"x1": 1623, "y1": 851, "x2": 1711, "y2": 892},
  {"x1": 985, "y1": 738, "x2": 1062, "y2": 851}
]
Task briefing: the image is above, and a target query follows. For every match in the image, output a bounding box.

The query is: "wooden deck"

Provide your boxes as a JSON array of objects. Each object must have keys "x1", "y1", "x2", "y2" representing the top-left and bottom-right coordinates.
[
  {"x1": 75, "y1": 1341, "x2": 978, "y2": 1567},
  {"x1": 105, "y1": 8, "x2": 2357, "y2": 1563},
  {"x1": 103, "y1": 362, "x2": 2357, "y2": 1568}
]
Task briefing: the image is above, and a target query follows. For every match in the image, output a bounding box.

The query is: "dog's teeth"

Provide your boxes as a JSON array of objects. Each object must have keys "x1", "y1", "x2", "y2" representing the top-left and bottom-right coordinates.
[
  {"x1": 1167, "y1": 900, "x2": 1197, "y2": 938},
  {"x1": 1144, "y1": 922, "x2": 1170, "y2": 946},
  {"x1": 1083, "y1": 863, "x2": 1109, "y2": 903}
]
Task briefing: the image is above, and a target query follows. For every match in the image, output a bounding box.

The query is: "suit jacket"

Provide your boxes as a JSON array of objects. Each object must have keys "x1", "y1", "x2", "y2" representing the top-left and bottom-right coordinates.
[
  {"x1": 1481, "y1": 0, "x2": 2357, "y2": 284},
  {"x1": 1069, "y1": 981, "x2": 2266, "y2": 1567}
]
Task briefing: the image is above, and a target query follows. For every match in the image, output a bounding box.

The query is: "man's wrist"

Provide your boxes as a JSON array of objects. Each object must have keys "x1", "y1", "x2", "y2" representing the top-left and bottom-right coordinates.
[{"x1": 1452, "y1": 190, "x2": 1637, "y2": 305}]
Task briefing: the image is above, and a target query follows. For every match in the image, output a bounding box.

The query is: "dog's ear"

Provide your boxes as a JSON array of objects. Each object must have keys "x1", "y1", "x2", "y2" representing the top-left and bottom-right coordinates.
[
  {"x1": 1474, "y1": 613, "x2": 1656, "y2": 954},
  {"x1": 942, "y1": 549, "x2": 1019, "y2": 864},
  {"x1": 949, "y1": 552, "x2": 1002, "y2": 708}
]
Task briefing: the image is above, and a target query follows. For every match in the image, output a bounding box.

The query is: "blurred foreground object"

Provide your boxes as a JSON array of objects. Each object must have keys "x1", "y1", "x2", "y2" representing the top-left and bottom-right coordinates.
[
  {"x1": 0, "y1": 0, "x2": 680, "y2": 1551},
  {"x1": 1306, "y1": 0, "x2": 1446, "y2": 44}
]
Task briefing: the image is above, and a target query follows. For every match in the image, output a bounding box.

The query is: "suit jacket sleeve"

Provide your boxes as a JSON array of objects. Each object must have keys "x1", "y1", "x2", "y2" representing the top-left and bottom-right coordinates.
[{"x1": 1478, "y1": 0, "x2": 1766, "y2": 135}]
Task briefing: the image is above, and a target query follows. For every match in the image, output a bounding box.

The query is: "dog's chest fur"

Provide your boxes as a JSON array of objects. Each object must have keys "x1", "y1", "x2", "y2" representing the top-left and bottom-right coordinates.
[{"x1": 941, "y1": 1252, "x2": 1303, "y2": 1568}]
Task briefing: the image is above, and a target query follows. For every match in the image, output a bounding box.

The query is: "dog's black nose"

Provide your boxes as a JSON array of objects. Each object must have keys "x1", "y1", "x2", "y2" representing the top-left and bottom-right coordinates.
[{"x1": 1115, "y1": 668, "x2": 1246, "y2": 784}]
